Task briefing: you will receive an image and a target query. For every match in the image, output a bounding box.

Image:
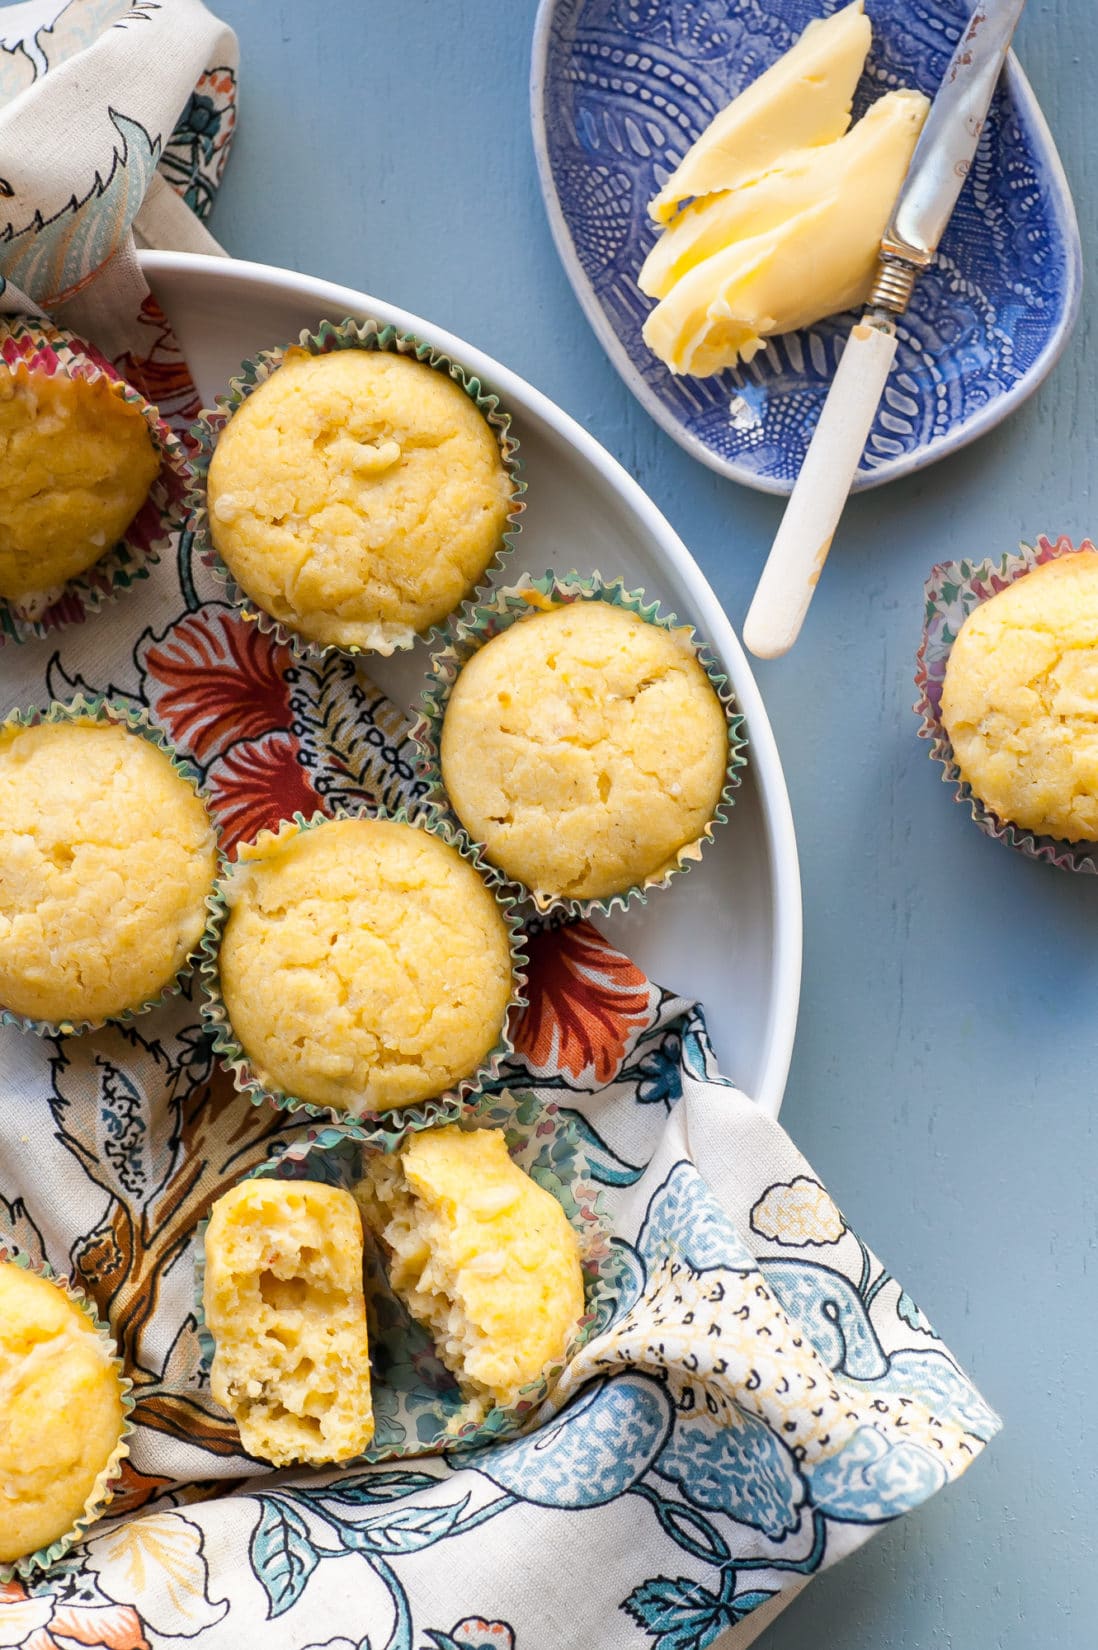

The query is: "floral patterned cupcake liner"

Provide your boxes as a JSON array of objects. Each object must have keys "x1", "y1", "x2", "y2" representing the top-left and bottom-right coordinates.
[
  {"x1": 0, "y1": 696, "x2": 222, "y2": 1038},
  {"x1": 198, "y1": 803, "x2": 529, "y2": 1146},
  {"x1": 0, "y1": 316, "x2": 191, "y2": 645},
  {"x1": 191, "y1": 1088, "x2": 620, "y2": 1461},
  {"x1": 916, "y1": 533, "x2": 1098, "y2": 873},
  {"x1": 0, "y1": 1243, "x2": 135, "y2": 1581},
  {"x1": 185, "y1": 315, "x2": 526, "y2": 662},
  {"x1": 411, "y1": 570, "x2": 748, "y2": 920}
]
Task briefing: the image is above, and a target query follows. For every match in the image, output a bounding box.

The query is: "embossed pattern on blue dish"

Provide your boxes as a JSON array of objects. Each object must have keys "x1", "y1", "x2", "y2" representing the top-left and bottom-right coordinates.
[{"x1": 532, "y1": 0, "x2": 1082, "y2": 494}]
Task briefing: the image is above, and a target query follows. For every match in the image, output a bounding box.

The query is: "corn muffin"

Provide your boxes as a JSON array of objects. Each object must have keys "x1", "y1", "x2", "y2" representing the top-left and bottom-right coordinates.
[
  {"x1": 0, "y1": 1263, "x2": 128, "y2": 1566},
  {"x1": 205, "y1": 347, "x2": 514, "y2": 651},
  {"x1": 439, "y1": 599, "x2": 729, "y2": 901},
  {"x1": 202, "y1": 1179, "x2": 374, "y2": 1466},
  {"x1": 0, "y1": 716, "x2": 219, "y2": 1027},
  {"x1": 941, "y1": 552, "x2": 1098, "y2": 841},
  {"x1": 0, "y1": 361, "x2": 159, "y2": 609},
  {"x1": 216, "y1": 816, "x2": 515, "y2": 1112},
  {"x1": 356, "y1": 1126, "x2": 585, "y2": 1417}
]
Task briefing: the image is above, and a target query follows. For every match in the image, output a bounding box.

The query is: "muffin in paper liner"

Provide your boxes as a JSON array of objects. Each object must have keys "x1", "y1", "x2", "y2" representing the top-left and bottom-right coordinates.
[
  {"x1": 0, "y1": 1242, "x2": 135, "y2": 1581},
  {"x1": 186, "y1": 315, "x2": 526, "y2": 661},
  {"x1": 916, "y1": 533, "x2": 1098, "y2": 873},
  {"x1": 0, "y1": 696, "x2": 222, "y2": 1038},
  {"x1": 0, "y1": 316, "x2": 191, "y2": 645},
  {"x1": 411, "y1": 570, "x2": 748, "y2": 919},
  {"x1": 191, "y1": 1089, "x2": 620, "y2": 1461},
  {"x1": 198, "y1": 804, "x2": 529, "y2": 1146}
]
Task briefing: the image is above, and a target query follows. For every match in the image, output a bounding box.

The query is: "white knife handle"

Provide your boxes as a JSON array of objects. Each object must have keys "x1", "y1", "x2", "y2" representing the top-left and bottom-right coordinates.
[{"x1": 743, "y1": 321, "x2": 898, "y2": 660}]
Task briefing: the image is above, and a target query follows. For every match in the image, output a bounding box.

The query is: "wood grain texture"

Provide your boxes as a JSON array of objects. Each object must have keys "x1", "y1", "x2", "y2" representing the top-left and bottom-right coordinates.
[{"x1": 207, "y1": 2, "x2": 1096, "y2": 1644}]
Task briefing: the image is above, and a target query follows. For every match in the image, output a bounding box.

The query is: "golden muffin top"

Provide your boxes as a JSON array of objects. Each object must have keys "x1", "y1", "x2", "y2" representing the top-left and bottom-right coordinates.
[
  {"x1": 0, "y1": 1263, "x2": 127, "y2": 1565},
  {"x1": 357, "y1": 1124, "x2": 585, "y2": 1412},
  {"x1": 0, "y1": 718, "x2": 218, "y2": 1026},
  {"x1": 439, "y1": 599, "x2": 729, "y2": 900},
  {"x1": 0, "y1": 364, "x2": 159, "y2": 604},
  {"x1": 941, "y1": 552, "x2": 1098, "y2": 842},
  {"x1": 206, "y1": 348, "x2": 514, "y2": 651},
  {"x1": 217, "y1": 817, "x2": 515, "y2": 1112}
]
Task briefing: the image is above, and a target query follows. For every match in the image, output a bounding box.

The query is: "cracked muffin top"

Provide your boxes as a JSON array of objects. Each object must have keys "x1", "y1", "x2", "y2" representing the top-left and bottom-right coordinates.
[
  {"x1": 0, "y1": 717, "x2": 218, "y2": 1027},
  {"x1": 205, "y1": 347, "x2": 514, "y2": 652},
  {"x1": 941, "y1": 551, "x2": 1098, "y2": 842},
  {"x1": 439, "y1": 599, "x2": 729, "y2": 901},
  {"x1": 0, "y1": 361, "x2": 159, "y2": 608},
  {"x1": 216, "y1": 816, "x2": 515, "y2": 1113}
]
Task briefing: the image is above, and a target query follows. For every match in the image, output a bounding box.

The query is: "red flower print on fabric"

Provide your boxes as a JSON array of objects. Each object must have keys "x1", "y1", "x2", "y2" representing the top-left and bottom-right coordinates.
[
  {"x1": 138, "y1": 608, "x2": 294, "y2": 766},
  {"x1": 0, "y1": 1582, "x2": 150, "y2": 1650},
  {"x1": 205, "y1": 731, "x2": 324, "y2": 855},
  {"x1": 514, "y1": 921, "x2": 654, "y2": 1085}
]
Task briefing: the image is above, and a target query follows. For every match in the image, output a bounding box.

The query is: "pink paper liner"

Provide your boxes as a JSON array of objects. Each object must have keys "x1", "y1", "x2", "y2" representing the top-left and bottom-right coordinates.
[
  {"x1": 0, "y1": 317, "x2": 191, "y2": 645},
  {"x1": 915, "y1": 532, "x2": 1098, "y2": 872}
]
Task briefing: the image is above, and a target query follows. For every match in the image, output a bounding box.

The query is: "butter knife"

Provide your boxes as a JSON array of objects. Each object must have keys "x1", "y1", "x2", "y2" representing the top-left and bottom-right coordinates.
[{"x1": 743, "y1": 0, "x2": 1028, "y2": 661}]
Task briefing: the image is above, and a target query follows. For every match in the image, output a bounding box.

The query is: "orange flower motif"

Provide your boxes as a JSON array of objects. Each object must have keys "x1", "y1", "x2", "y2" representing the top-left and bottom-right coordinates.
[
  {"x1": 0, "y1": 1581, "x2": 149, "y2": 1650},
  {"x1": 513, "y1": 922, "x2": 652, "y2": 1085}
]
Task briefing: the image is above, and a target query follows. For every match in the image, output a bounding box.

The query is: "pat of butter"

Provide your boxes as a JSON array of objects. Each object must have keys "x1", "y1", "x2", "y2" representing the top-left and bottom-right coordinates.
[
  {"x1": 642, "y1": 88, "x2": 928, "y2": 377},
  {"x1": 640, "y1": 90, "x2": 929, "y2": 302},
  {"x1": 648, "y1": 0, "x2": 872, "y2": 226}
]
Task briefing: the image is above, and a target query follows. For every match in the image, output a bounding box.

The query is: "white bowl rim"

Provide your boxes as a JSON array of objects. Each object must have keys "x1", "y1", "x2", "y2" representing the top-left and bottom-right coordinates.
[
  {"x1": 140, "y1": 248, "x2": 804, "y2": 1117},
  {"x1": 529, "y1": 2, "x2": 1084, "y2": 498}
]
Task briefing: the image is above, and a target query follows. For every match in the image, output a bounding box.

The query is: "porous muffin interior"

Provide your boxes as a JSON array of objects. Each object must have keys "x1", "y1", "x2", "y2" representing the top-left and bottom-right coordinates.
[
  {"x1": 440, "y1": 599, "x2": 729, "y2": 899},
  {"x1": 0, "y1": 720, "x2": 218, "y2": 1025},
  {"x1": 0, "y1": 1264, "x2": 126, "y2": 1564},
  {"x1": 206, "y1": 348, "x2": 513, "y2": 649},
  {"x1": 0, "y1": 364, "x2": 159, "y2": 604},
  {"x1": 202, "y1": 1179, "x2": 374, "y2": 1466},
  {"x1": 941, "y1": 551, "x2": 1098, "y2": 841},
  {"x1": 218, "y1": 818, "x2": 514, "y2": 1111},
  {"x1": 356, "y1": 1126, "x2": 585, "y2": 1418}
]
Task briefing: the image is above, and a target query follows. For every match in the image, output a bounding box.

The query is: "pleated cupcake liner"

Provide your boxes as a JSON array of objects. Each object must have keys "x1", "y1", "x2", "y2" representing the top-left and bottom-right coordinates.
[
  {"x1": 411, "y1": 569, "x2": 748, "y2": 920},
  {"x1": 0, "y1": 316, "x2": 191, "y2": 645},
  {"x1": 0, "y1": 1243, "x2": 134, "y2": 1581},
  {"x1": 0, "y1": 697, "x2": 222, "y2": 1037},
  {"x1": 191, "y1": 1088, "x2": 620, "y2": 1461},
  {"x1": 197, "y1": 803, "x2": 529, "y2": 1146},
  {"x1": 916, "y1": 533, "x2": 1098, "y2": 873},
  {"x1": 185, "y1": 315, "x2": 526, "y2": 661}
]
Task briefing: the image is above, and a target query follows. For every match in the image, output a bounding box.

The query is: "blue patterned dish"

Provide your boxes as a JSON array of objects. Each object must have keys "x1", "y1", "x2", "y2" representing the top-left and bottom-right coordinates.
[{"x1": 531, "y1": 0, "x2": 1082, "y2": 494}]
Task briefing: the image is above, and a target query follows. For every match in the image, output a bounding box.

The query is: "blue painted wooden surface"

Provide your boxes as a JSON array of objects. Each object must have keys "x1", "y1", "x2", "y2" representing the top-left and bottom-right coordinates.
[{"x1": 207, "y1": 3, "x2": 1095, "y2": 1643}]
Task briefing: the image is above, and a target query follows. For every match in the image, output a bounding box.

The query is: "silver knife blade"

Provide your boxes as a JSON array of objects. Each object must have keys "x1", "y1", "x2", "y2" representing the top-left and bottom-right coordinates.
[{"x1": 883, "y1": 0, "x2": 1027, "y2": 271}]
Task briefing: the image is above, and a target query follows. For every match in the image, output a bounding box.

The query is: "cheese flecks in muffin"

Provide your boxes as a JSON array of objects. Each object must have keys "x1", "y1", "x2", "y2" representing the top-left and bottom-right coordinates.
[
  {"x1": 217, "y1": 817, "x2": 515, "y2": 1111},
  {"x1": 202, "y1": 1179, "x2": 374, "y2": 1467},
  {"x1": 0, "y1": 1263, "x2": 127, "y2": 1565},
  {"x1": 356, "y1": 1126, "x2": 585, "y2": 1419},
  {"x1": 206, "y1": 348, "x2": 514, "y2": 650},
  {"x1": 0, "y1": 365, "x2": 159, "y2": 607},
  {"x1": 0, "y1": 718, "x2": 218, "y2": 1026},
  {"x1": 941, "y1": 552, "x2": 1098, "y2": 842},
  {"x1": 439, "y1": 600, "x2": 729, "y2": 900}
]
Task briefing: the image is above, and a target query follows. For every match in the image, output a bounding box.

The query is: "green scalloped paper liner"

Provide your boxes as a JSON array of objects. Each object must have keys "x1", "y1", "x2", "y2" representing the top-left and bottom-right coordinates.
[
  {"x1": 411, "y1": 570, "x2": 748, "y2": 920},
  {"x1": 0, "y1": 697, "x2": 222, "y2": 1038},
  {"x1": 916, "y1": 533, "x2": 1098, "y2": 874},
  {"x1": 0, "y1": 1243, "x2": 134, "y2": 1581},
  {"x1": 185, "y1": 315, "x2": 526, "y2": 661},
  {"x1": 191, "y1": 1089, "x2": 621, "y2": 1463},
  {"x1": 198, "y1": 804, "x2": 529, "y2": 1146},
  {"x1": 0, "y1": 316, "x2": 191, "y2": 646}
]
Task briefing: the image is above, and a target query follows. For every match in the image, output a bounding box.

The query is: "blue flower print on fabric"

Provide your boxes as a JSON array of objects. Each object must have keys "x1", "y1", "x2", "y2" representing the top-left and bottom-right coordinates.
[
  {"x1": 808, "y1": 1427, "x2": 947, "y2": 1524},
  {"x1": 760, "y1": 1260, "x2": 888, "y2": 1380},
  {"x1": 636, "y1": 1032, "x2": 683, "y2": 1109},
  {"x1": 653, "y1": 1404, "x2": 807, "y2": 1539},
  {"x1": 638, "y1": 1160, "x2": 756, "y2": 1274},
  {"x1": 460, "y1": 1374, "x2": 674, "y2": 1508},
  {"x1": 854, "y1": 1349, "x2": 1000, "y2": 1441}
]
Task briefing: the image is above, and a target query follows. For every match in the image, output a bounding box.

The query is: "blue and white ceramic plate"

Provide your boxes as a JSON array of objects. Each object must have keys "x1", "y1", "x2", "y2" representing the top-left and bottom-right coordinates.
[{"x1": 531, "y1": 0, "x2": 1082, "y2": 494}]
